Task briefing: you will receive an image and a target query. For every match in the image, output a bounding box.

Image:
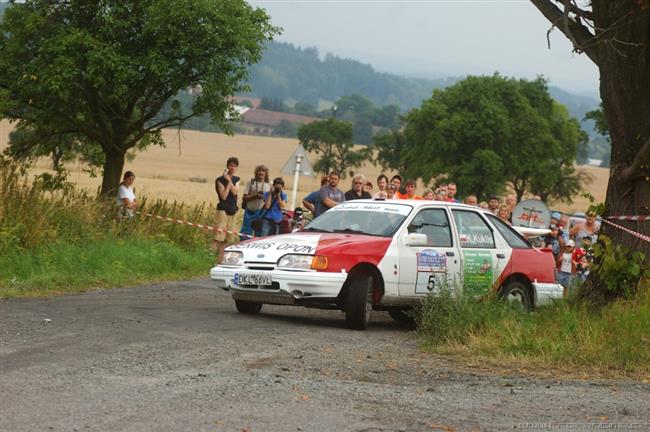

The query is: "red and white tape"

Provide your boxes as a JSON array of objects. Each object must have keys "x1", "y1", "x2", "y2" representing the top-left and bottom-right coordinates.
[
  {"x1": 606, "y1": 215, "x2": 649, "y2": 222},
  {"x1": 601, "y1": 218, "x2": 650, "y2": 243},
  {"x1": 136, "y1": 211, "x2": 254, "y2": 239}
]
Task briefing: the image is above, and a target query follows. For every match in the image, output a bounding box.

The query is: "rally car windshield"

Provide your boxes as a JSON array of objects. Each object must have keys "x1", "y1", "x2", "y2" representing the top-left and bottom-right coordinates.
[{"x1": 304, "y1": 202, "x2": 412, "y2": 237}]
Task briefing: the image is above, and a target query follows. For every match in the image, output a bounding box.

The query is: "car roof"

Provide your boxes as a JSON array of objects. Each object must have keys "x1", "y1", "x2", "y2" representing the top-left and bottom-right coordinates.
[{"x1": 349, "y1": 198, "x2": 489, "y2": 213}]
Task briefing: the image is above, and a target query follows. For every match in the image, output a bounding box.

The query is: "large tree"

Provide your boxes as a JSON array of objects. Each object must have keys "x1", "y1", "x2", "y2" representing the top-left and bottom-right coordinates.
[
  {"x1": 399, "y1": 75, "x2": 587, "y2": 202},
  {"x1": 0, "y1": 0, "x2": 278, "y2": 196},
  {"x1": 298, "y1": 118, "x2": 370, "y2": 178},
  {"x1": 530, "y1": 0, "x2": 650, "y2": 302}
]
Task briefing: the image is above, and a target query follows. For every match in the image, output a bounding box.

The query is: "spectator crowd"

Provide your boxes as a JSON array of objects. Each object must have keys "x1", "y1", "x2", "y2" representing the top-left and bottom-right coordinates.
[{"x1": 208, "y1": 156, "x2": 599, "y2": 290}]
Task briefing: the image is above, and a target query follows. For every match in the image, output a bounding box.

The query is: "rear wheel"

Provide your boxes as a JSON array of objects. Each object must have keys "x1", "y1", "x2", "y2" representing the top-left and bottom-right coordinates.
[
  {"x1": 344, "y1": 274, "x2": 373, "y2": 330},
  {"x1": 500, "y1": 280, "x2": 533, "y2": 312},
  {"x1": 235, "y1": 300, "x2": 263, "y2": 314}
]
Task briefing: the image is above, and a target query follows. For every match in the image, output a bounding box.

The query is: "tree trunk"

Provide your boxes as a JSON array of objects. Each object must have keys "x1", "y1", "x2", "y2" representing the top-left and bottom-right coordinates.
[
  {"x1": 100, "y1": 147, "x2": 126, "y2": 197},
  {"x1": 577, "y1": 1, "x2": 650, "y2": 304}
]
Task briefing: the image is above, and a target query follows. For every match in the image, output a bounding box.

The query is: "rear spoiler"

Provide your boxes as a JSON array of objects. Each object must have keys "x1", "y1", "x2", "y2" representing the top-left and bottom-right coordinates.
[{"x1": 513, "y1": 226, "x2": 550, "y2": 238}]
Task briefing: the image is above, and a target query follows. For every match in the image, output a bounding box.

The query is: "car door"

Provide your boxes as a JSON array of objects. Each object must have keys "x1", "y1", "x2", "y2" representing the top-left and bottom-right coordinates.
[
  {"x1": 450, "y1": 209, "x2": 510, "y2": 296},
  {"x1": 398, "y1": 207, "x2": 461, "y2": 296}
]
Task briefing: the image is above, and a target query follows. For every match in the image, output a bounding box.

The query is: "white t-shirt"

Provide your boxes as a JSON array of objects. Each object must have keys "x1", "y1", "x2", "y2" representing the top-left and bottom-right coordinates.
[
  {"x1": 559, "y1": 252, "x2": 573, "y2": 273},
  {"x1": 117, "y1": 184, "x2": 136, "y2": 207}
]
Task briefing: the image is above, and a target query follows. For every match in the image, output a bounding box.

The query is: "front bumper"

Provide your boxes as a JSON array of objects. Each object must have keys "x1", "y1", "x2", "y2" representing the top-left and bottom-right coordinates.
[{"x1": 210, "y1": 265, "x2": 348, "y2": 304}]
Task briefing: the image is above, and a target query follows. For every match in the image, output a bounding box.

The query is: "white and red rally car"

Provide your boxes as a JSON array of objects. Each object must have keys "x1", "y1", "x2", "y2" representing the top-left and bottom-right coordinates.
[{"x1": 210, "y1": 199, "x2": 563, "y2": 330}]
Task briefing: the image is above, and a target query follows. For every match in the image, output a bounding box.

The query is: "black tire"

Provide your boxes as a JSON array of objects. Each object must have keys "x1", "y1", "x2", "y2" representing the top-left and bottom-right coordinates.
[
  {"x1": 235, "y1": 300, "x2": 263, "y2": 314},
  {"x1": 500, "y1": 280, "x2": 533, "y2": 312},
  {"x1": 344, "y1": 274, "x2": 373, "y2": 330},
  {"x1": 388, "y1": 309, "x2": 415, "y2": 324}
]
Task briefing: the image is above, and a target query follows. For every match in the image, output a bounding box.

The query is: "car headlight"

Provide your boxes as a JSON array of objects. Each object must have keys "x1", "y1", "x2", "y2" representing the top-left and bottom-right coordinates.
[
  {"x1": 277, "y1": 254, "x2": 329, "y2": 270},
  {"x1": 220, "y1": 251, "x2": 243, "y2": 266}
]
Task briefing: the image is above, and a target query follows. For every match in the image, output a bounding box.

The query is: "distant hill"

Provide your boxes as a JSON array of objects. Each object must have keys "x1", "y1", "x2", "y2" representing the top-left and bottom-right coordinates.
[
  {"x1": 247, "y1": 42, "x2": 458, "y2": 110},
  {"x1": 247, "y1": 42, "x2": 601, "y2": 135}
]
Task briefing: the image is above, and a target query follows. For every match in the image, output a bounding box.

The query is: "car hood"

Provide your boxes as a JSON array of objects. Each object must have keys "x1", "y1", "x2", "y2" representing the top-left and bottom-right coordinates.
[{"x1": 225, "y1": 232, "x2": 389, "y2": 264}]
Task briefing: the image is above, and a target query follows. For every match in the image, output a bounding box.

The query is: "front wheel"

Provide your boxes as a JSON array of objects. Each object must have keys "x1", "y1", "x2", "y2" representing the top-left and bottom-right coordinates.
[
  {"x1": 344, "y1": 274, "x2": 373, "y2": 330},
  {"x1": 499, "y1": 280, "x2": 533, "y2": 312},
  {"x1": 235, "y1": 300, "x2": 263, "y2": 314}
]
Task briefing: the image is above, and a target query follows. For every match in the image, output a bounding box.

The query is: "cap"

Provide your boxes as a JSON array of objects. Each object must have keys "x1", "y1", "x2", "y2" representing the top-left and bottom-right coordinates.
[
  {"x1": 551, "y1": 212, "x2": 561, "y2": 220},
  {"x1": 566, "y1": 240, "x2": 575, "y2": 247}
]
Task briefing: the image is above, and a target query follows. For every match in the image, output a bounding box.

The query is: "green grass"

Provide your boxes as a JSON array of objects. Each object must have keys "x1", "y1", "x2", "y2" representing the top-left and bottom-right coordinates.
[
  {"x1": 418, "y1": 286, "x2": 650, "y2": 378},
  {"x1": 0, "y1": 161, "x2": 218, "y2": 298},
  {"x1": 0, "y1": 236, "x2": 213, "y2": 298}
]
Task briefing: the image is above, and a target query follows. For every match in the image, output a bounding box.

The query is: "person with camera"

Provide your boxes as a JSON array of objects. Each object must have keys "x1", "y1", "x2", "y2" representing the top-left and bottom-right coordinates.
[
  {"x1": 212, "y1": 157, "x2": 240, "y2": 259},
  {"x1": 240, "y1": 165, "x2": 271, "y2": 239},
  {"x1": 257, "y1": 177, "x2": 287, "y2": 237}
]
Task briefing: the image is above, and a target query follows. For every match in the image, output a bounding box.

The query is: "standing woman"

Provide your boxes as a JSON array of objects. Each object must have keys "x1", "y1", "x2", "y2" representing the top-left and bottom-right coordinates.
[
  {"x1": 117, "y1": 171, "x2": 137, "y2": 218},
  {"x1": 497, "y1": 204, "x2": 512, "y2": 225},
  {"x1": 570, "y1": 210, "x2": 600, "y2": 248},
  {"x1": 240, "y1": 165, "x2": 270, "y2": 239}
]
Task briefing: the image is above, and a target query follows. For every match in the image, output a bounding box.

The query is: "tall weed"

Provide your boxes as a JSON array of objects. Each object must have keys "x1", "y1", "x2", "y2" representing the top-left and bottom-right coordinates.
[
  {"x1": 418, "y1": 284, "x2": 650, "y2": 377},
  {"x1": 0, "y1": 161, "x2": 217, "y2": 296}
]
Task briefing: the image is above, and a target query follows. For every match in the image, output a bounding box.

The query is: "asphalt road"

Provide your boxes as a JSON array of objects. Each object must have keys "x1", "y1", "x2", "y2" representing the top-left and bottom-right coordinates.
[{"x1": 1, "y1": 279, "x2": 649, "y2": 432}]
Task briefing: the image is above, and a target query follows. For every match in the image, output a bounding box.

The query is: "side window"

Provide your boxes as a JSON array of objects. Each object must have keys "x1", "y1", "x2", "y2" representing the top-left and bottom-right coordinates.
[
  {"x1": 407, "y1": 208, "x2": 453, "y2": 247},
  {"x1": 487, "y1": 215, "x2": 531, "y2": 249},
  {"x1": 452, "y1": 210, "x2": 495, "y2": 249}
]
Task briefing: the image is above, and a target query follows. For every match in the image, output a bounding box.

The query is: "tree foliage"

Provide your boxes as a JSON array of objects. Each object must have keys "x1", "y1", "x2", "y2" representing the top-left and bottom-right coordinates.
[
  {"x1": 0, "y1": 0, "x2": 278, "y2": 195},
  {"x1": 298, "y1": 119, "x2": 370, "y2": 178},
  {"x1": 391, "y1": 75, "x2": 587, "y2": 202},
  {"x1": 371, "y1": 129, "x2": 410, "y2": 175}
]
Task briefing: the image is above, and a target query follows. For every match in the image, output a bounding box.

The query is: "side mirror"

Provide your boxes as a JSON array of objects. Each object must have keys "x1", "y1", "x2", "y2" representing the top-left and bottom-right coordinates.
[{"x1": 404, "y1": 232, "x2": 428, "y2": 246}]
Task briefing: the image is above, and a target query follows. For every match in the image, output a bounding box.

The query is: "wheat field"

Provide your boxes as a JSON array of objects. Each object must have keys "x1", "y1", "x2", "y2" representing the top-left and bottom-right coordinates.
[{"x1": 0, "y1": 120, "x2": 608, "y2": 212}]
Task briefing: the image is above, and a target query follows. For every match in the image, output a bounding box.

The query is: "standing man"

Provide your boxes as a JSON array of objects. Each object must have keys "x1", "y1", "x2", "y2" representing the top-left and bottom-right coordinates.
[
  {"x1": 302, "y1": 176, "x2": 328, "y2": 218},
  {"x1": 390, "y1": 175, "x2": 403, "y2": 194},
  {"x1": 464, "y1": 195, "x2": 478, "y2": 206},
  {"x1": 212, "y1": 157, "x2": 240, "y2": 260},
  {"x1": 447, "y1": 182, "x2": 461, "y2": 203},
  {"x1": 488, "y1": 195, "x2": 500, "y2": 215},
  {"x1": 345, "y1": 174, "x2": 372, "y2": 201},
  {"x1": 373, "y1": 174, "x2": 389, "y2": 199},
  {"x1": 318, "y1": 171, "x2": 345, "y2": 216},
  {"x1": 397, "y1": 179, "x2": 422, "y2": 199}
]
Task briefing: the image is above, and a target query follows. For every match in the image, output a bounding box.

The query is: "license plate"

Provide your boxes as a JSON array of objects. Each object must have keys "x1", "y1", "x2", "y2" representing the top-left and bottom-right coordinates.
[{"x1": 235, "y1": 273, "x2": 272, "y2": 286}]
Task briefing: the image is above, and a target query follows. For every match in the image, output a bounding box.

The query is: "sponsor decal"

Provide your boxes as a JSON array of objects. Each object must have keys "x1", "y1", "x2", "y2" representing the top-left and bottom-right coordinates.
[
  {"x1": 416, "y1": 249, "x2": 447, "y2": 273},
  {"x1": 227, "y1": 235, "x2": 319, "y2": 255},
  {"x1": 459, "y1": 233, "x2": 493, "y2": 247},
  {"x1": 463, "y1": 250, "x2": 494, "y2": 295},
  {"x1": 332, "y1": 201, "x2": 412, "y2": 216}
]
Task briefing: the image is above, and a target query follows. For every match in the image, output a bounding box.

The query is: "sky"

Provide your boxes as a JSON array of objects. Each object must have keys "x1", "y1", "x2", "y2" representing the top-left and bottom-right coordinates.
[{"x1": 249, "y1": 0, "x2": 600, "y2": 97}]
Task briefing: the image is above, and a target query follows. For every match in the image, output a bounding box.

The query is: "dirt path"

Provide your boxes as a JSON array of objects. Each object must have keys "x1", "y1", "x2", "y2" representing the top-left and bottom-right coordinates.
[{"x1": 1, "y1": 280, "x2": 648, "y2": 431}]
